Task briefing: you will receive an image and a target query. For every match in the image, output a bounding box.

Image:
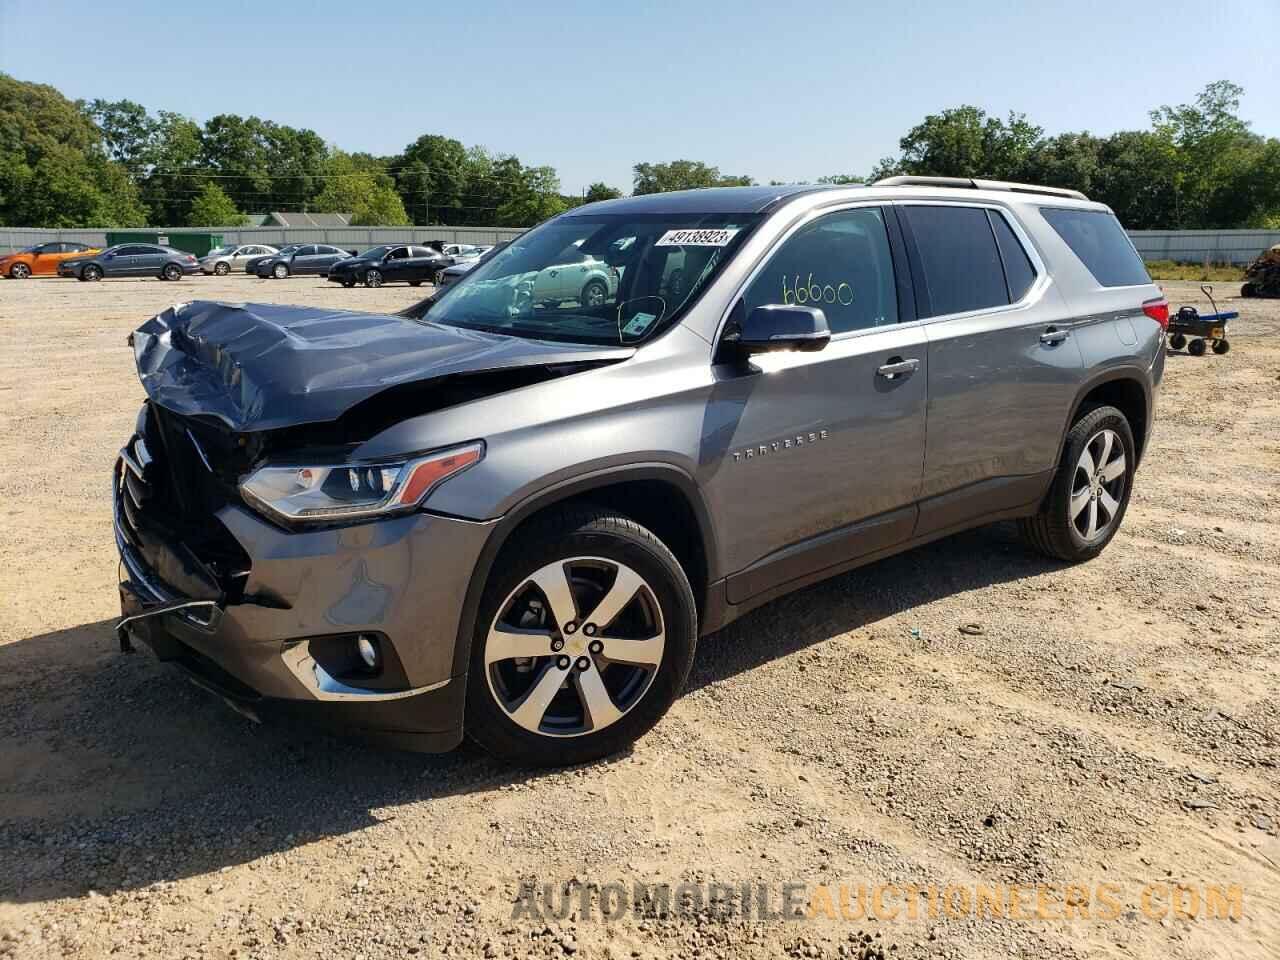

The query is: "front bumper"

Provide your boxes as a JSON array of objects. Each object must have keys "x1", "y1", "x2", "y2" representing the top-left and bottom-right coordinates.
[{"x1": 113, "y1": 453, "x2": 496, "y2": 750}]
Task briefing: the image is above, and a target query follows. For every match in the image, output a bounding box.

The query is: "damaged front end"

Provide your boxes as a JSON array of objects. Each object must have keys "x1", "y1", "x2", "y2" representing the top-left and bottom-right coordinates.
[{"x1": 112, "y1": 300, "x2": 629, "y2": 746}]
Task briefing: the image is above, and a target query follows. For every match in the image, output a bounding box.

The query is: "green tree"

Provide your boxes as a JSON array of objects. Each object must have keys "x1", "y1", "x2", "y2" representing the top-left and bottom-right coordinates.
[
  {"x1": 632, "y1": 160, "x2": 754, "y2": 195},
  {"x1": 584, "y1": 181, "x2": 623, "y2": 203},
  {"x1": 816, "y1": 174, "x2": 864, "y2": 185},
  {"x1": 894, "y1": 106, "x2": 1043, "y2": 180},
  {"x1": 83, "y1": 98, "x2": 155, "y2": 168},
  {"x1": 393, "y1": 133, "x2": 469, "y2": 224},
  {"x1": 496, "y1": 164, "x2": 566, "y2": 225},
  {"x1": 0, "y1": 74, "x2": 146, "y2": 226},
  {"x1": 350, "y1": 183, "x2": 410, "y2": 225},
  {"x1": 186, "y1": 181, "x2": 249, "y2": 226}
]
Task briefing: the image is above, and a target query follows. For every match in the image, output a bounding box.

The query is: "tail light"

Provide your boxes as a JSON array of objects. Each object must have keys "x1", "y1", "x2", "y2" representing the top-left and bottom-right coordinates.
[
  {"x1": 1142, "y1": 297, "x2": 1169, "y2": 330},
  {"x1": 186, "y1": 255, "x2": 197, "y2": 263}
]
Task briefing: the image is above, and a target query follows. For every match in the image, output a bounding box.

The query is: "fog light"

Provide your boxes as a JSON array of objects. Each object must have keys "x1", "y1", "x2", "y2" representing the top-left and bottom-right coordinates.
[{"x1": 356, "y1": 634, "x2": 379, "y2": 669}]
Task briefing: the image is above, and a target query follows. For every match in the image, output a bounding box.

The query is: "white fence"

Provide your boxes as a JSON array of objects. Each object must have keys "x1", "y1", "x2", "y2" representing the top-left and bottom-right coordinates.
[
  {"x1": 4, "y1": 224, "x2": 1279, "y2": 265},
  {"x1": 0, "y1": 225, "x2": 528, "y2": 255}
]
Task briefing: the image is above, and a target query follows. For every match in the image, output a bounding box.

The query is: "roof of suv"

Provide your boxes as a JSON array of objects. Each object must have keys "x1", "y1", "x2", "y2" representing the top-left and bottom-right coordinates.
[
  {"x1": 565, "y1": 180, "x2": 1105, "y2": 218},
  {"x1": 566, "y1": 185, "x2": 839, "y2": 216}
]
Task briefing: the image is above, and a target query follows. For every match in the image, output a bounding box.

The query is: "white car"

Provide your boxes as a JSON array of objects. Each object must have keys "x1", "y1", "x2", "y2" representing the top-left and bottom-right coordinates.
[
  {"x1": 200, "y1": 243, "x2": 279, "y2": 275},
  {"x1": 529, "y1": 250, "x2": 618, "y2": 307}
]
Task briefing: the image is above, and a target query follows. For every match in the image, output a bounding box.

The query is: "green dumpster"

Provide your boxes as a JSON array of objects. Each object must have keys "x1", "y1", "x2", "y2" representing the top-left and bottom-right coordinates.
[{"x1": 105, "y1": 231, "x2": 225, "y2": 257}]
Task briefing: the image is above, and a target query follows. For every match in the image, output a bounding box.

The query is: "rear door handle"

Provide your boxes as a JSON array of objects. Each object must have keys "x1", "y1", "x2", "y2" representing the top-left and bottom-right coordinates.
[
  {"x1": 876, "y1": 357, "x2": 920, "y2": 379},
  {"x1": 1040, "y1": 327, "x2": 1069, "y2": 345}
]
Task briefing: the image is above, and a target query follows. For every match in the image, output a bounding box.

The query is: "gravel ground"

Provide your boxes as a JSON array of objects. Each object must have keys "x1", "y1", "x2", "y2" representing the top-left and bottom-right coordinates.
[{"x1": 0, "y1": 274, "x2": 1277, "y2": 960}]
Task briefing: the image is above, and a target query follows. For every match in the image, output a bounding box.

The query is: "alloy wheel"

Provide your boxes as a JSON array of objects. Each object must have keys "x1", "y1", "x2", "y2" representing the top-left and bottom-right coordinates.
[
  {"x1": 11, "y1": 262, "x2": 30, "y2": 279},
  {"x1": 1070, "y1": 428, "x2": 1127, "y2": 542},
  {"x1": 214, "y1": 261, "x2": 229, "y2": 275},
  {"x1": 582, "y1": 282, "x2": 607, "y2": 307},
  {"x1": 366, "y1": 269, "x2": 382, "y2": 288},
  {"x1": 484, "y1": 557, "x2": 665, "y2": 738}
]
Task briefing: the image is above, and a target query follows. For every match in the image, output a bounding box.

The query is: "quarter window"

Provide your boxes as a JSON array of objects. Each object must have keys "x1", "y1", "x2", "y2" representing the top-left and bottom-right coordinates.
[
  {"x1": 1040, "y1": 207, "x2": 1150, "y2": 287},
  {"x1": 902, "y1": 205, "x2": 1007, "y2": 318},
  {"x1": 743, "y1": 207, "x2": 899, "y2": 335}
]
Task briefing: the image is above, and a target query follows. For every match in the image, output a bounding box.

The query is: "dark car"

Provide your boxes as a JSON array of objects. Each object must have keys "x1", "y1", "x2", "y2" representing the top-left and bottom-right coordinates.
[
  {"x1": 434, "y1": 243, "x2": 509, "y2": 289},
  {"x1": 326, "y1": 244, "x2": 454, "y2": 288},
  {"x1": 244, "y1": 244, "x2": 302, "y2": 274},
  {"x1": 253, "y1": 243, "x2": 351, "y2": 279},
  {"x1": 57, "y1": 244, "x2": 199, "y2": 281}
]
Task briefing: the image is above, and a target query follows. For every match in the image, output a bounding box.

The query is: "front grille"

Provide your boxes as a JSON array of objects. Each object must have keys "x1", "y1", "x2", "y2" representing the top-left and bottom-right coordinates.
[{"x1": 117, "y1": 403, "x2": 253, "y2": 602}]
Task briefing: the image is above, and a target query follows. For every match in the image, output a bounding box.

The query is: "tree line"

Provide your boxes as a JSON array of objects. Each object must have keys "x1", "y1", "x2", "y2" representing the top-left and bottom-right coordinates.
[{"x1": 1, "y1": 74, "x2": 1275, "y2": 230}]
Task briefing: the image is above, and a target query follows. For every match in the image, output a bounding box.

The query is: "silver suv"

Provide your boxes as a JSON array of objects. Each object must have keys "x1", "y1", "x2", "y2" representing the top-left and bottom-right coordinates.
[{"x1": 114, "y1": 178, "x2": 1166, "y2": 766}]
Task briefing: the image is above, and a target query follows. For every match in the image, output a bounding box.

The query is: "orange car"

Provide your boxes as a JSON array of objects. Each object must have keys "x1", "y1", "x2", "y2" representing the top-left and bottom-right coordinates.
[{"x1": 0, "y1": 241, "x2": 101, "y2": 278}]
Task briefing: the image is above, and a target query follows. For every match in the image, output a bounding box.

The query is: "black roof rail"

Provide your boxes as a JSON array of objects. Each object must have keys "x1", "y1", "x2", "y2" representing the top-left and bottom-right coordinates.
[{"x1": 873, "y1": 175, "x2": 1088, "y2": 202}]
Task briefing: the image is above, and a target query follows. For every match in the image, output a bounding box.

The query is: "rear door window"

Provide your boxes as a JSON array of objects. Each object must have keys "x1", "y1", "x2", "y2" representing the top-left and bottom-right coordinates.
[
  {"x1": 1040, "y1": 208, "x2": 1150, "y2": 287},
  {"x1": 902, "y1": 205, "x2": 1008, "y2": 317},
  {"x1": 987, "y1": 210, "x2": 1037, "y2": 302},
  {"x1": 743, "y1": 207, "x2": 899, "y2": 335}
]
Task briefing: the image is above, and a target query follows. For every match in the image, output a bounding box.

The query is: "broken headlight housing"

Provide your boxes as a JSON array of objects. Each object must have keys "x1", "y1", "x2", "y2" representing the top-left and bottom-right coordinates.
[{"x1": 240, "y1": 441, "x2": 483, "y2": 523}]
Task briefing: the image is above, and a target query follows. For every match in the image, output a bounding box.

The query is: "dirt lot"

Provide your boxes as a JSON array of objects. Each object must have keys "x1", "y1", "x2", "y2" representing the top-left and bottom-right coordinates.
[{"x1": 1, "y1": 274, "x2": 1277, "y2": 960}]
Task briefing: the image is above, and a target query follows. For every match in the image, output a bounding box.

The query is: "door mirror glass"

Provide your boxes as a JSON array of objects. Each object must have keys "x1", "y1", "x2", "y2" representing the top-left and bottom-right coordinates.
[{"x1": 734, "y1": 304, "x2": 831, "y2": 355}]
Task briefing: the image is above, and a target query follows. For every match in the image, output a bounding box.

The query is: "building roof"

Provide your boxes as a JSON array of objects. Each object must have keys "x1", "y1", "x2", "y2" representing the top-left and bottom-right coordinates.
[{"x1": 267, "y1": 211, "x2": 352, "y2": 227}]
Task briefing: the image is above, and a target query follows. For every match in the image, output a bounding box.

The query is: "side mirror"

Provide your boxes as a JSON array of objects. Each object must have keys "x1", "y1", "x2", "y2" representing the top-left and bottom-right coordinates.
[{"x1": 729, "y1": 304, "x2": 831, "y2": 356}]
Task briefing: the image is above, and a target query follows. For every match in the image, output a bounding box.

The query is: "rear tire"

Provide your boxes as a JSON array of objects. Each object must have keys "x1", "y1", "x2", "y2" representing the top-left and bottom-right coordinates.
[
  {"x1": 1168, "y1": 333, "x2": 1186, "y2": 350},
  {"x1": 162, "y1": 263, "x2": 182, "y2": 281},
  {"x1": 1213, "y1": 339, "x2": 1230, "y2": 355},
  {"x1": 1188, "y1": 338, "x2": 1207, "y2": 357},
  {"x1": 1241, "y1": 282, "x2": 1256, "y2": 298},
  {"x1": 465, "y1": 507, "x2": 697, "y2": 767},
  {"x1": 1018, "y1": 405, "x2": 1135, "y2": 563},
  {"x1": 580, "y1": 278, "x2": 608, "y2": 308}
]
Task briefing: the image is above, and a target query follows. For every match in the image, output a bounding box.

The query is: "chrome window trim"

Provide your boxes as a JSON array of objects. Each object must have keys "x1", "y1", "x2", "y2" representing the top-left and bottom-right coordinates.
[
  {"x1": 710, "y1": 196, "x2": 1054, "y2": 349},
  {"x1": 711, "y1": 199, "x2": 892, "y2": 348},
  {"x1": 884, "y1": 199, "x2": 1050, "y2": 329}
]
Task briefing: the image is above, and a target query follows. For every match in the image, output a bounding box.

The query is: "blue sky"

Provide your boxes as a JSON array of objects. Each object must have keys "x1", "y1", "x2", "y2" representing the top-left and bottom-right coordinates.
[{"x1": 2, "y1": 0, "x2": 1276, "y2": 195}]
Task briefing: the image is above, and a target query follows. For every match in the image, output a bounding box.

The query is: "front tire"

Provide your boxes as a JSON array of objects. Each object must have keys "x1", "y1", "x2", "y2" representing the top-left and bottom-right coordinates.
[
  {"x1": 273, "y1": 263, "x2": 289, "y2": 279},
  {"x1": 1188, "y1": 338, "x2": 1207, "y2": 357},
  {"x1": 10, "y1": 262, "x2": 30, "y2": 279},
  {"x1": 365, "y1": 268, "x2": 383, "y2": 288},
  {"x1": 214, "y1": 261, "x2": 230, "y2": 276},
  {"x1": 1168, "y1": 333, "x2": 1186, "y2": 350},
  {"x1": 1018, "y1": 405, "x2": 1135, "y2": 562},
  {"x1": 1212, "y1": 339, "x2": 1230, "y2": 355},
  {"x1": 82, "y1": 264, "x2": 103, "y2": 282},
  {"x1": 465, "y1": 508, "x2": 697, "y2": 767}
]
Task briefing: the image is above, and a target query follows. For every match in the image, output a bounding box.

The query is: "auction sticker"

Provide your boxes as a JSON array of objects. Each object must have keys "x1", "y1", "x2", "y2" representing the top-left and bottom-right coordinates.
[{"x1": 655, "y1": 228, "x2": 740, "y2": 247}]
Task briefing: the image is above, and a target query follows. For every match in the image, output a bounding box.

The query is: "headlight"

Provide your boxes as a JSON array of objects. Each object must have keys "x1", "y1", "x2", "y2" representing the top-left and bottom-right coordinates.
[{"x1": 239, "y1": 441, "x2": 483, "y2": 523}]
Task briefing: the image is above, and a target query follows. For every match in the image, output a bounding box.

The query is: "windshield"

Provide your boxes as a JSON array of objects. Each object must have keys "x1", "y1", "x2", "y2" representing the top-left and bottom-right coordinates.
[
  {"x1": 422, "y1": 212, "x2": 760, "y2": 345},
  {"x1": 358, "y1": 245, "x2": 394, "y2": 260}
]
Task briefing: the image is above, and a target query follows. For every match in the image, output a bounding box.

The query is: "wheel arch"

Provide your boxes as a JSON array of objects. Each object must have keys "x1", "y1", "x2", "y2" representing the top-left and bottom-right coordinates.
[
  {"x1": 1065, "y1": 369, "x2": 1151, "y2": 466},
  {"x1": 448, "y1": 463, "x2": 717, "y2": 679}
]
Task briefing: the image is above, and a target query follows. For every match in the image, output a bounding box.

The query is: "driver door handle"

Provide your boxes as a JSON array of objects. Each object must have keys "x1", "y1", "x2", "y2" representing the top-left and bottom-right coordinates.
[
  {"x1": 1040, "y1": 327, "x2": 1069, "y2": 345},
  {"x1": 876, "y1": 357, "x2": 920, "y2": 379}
]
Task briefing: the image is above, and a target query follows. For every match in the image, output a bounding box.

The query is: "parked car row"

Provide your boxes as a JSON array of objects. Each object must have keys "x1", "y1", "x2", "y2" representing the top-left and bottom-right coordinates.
[{"x1": 2, "y1": 239, "x2": 496, "y2": 284}]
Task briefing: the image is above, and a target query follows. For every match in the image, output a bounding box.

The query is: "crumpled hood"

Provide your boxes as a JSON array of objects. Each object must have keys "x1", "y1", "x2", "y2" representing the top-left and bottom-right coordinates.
[{"x1": 132, "y1": 300, "x2": 632, "y2": 432}]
